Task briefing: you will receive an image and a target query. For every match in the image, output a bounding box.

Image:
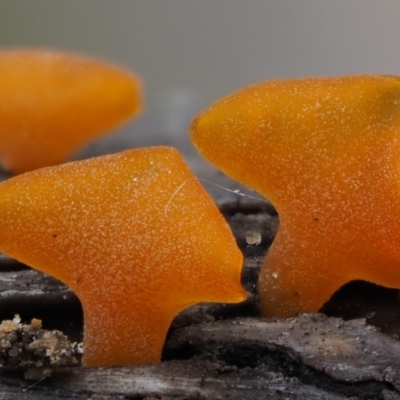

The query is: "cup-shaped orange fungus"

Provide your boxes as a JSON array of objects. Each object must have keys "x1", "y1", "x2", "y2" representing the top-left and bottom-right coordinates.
[
  {"x1": 0, "y1": 147, "x2": 246, "y2": 367},
  {"x1": 0, "y1": 49, "x2": 141, "y2": 174},
  {"x1": 191, "y1": 75, "x2": 400, "y2": 318}
]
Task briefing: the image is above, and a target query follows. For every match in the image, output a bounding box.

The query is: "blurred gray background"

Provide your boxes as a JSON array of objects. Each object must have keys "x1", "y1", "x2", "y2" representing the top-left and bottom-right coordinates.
[{"x1": 1, "y1": 1, "x2": 400, "y2": 199}]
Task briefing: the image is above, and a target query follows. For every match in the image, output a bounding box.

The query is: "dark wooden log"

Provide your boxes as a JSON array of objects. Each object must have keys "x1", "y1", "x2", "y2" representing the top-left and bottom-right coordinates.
[
  {"x1": 0, "y1": 360, "x2": 348, "y2": 400},
  {"x1": 2, "y1": 314, "x2": 400, "y2": 399},
  {"x1": 168, "y1": 314, "x2": 400, "y2": 399}
]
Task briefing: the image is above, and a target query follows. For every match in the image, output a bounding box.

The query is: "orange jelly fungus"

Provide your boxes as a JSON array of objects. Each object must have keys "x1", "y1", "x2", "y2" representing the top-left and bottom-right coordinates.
[
  {"x1": 191, "y1": 75, "x2": 400, "y2": 318},
  {"x1": 0, "y1": 147, "x2": 246, "y2": 367},
  {"x1": 0, "y1": 49, "x2": 141, "y2": 174}
]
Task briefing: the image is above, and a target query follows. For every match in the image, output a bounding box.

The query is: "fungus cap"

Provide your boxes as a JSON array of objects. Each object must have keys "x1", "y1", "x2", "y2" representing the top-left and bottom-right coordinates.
[
  {"x1": 0, "y1": 49, "x2": 141, "y2": 174},
  {"x1": 191, "y1": 75, "x2": 400, "y2": 317},
  {"x1": 0, "y1": 146, "x2": 246, "y2": 366}
]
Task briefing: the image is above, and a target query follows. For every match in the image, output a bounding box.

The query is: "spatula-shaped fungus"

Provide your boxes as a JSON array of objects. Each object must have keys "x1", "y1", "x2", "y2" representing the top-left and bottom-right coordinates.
[
  {"x1": 0, "y1": 49, "x2": 141, "y2": 174},
  {"x1": 0, "y1": 147, "x2": 246, "y2": 366},
  {"x1": 191, "y1": 75, "x2": 400, "y2": 318}
]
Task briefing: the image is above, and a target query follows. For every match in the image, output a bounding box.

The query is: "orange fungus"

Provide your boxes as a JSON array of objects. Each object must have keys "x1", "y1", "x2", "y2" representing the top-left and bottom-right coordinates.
[
  {"x1": 0, "y1": 147, "x2": 246, "y2": 366},
  {"x1": 190, "y1": 75, "x2": 400, "y2": 317},
  {"x1": 0, "y1": 49, "x2": 141, "y2": 174}
]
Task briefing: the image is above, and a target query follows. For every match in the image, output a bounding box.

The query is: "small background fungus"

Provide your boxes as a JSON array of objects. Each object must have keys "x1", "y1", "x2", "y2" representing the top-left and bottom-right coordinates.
[
  {"x1": 190, "y1": 75, "x2": 400, "y2": 318},
  {"x1": 0, "y1": 49, "x2": 141, "y2": 174},
  {"x1": 0, "y1": 146, "x2": 246, "y2": 367}
]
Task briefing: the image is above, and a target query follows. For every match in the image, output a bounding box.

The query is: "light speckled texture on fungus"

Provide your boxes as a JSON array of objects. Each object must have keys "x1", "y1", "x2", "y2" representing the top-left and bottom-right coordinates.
[
  {"x1": 190, "y1": 75, "x2": 400, "y2": 317},
  {"x1": 0, "y1": 49, "x2": 141, "y2": 174},
  {"x1": 0, "y1": 146, "x2": 246, "y2": 367}
]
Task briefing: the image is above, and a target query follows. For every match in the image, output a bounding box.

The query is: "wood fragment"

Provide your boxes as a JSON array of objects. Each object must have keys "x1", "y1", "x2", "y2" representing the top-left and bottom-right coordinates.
[{"x1": 168, "y1": 314, "x2": 400, "y2": 398}]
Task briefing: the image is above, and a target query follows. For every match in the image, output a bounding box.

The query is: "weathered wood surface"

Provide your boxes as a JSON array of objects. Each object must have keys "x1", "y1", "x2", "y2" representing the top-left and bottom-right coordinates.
[
  {"x1": 0, "y1": 359, "x2": 349, "y2": 400},
  {"x1": 169, "y1": 314, "x2": 400, "y2": 399},
  {"x1": 0, "y1": 268, "x2": 71, "y2": 298},
  {"x1": 2, "y1": 315, "x2": 400, "y2": 399}
]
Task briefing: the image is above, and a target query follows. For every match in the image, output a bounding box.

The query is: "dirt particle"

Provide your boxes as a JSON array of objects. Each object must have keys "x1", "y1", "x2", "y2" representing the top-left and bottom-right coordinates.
[
  {"x1": 246, "y1": 231, "x2": 262, "y2": 246},
  {"x1": 31, "y1": 318, "x2": 42, "y2": 330},
  {"x1": 8, "y1": 348, "x2": 19, "y2": 357}
]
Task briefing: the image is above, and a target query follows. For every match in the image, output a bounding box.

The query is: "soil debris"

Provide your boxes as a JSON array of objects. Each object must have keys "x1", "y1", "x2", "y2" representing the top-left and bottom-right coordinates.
[{"x1": 0, "y1": 314, "x2": 81, "y2": 377}]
